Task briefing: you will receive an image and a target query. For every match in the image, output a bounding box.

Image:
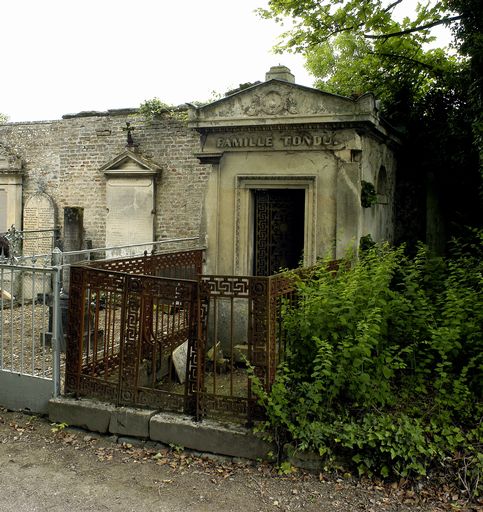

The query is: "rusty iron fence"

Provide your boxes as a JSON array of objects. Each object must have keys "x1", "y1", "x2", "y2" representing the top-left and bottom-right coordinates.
[
  {"x1": 65, "y1": 250, "x2": 204, "y2": 416},
  {"x1": 65, "y1": 249, "x2": 300, "y2": 423},
  {"x1": 197, "y1": 273, "x2": 297, "y2": 422}
]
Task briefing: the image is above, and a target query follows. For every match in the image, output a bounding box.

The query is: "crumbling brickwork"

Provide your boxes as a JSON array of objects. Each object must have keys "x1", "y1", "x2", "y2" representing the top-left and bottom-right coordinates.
[{"x1": 0, "y1": 109, "x2": 209, "y2": 247}]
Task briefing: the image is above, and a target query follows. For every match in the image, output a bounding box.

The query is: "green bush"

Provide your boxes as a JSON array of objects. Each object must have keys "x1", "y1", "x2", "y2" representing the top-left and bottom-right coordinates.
[
  {"x1": 138, "y1": 98, "x2": 188, "y2": 122},
  {"x1": 251, "y1": 235, "x2": 482, "y2": 496}
]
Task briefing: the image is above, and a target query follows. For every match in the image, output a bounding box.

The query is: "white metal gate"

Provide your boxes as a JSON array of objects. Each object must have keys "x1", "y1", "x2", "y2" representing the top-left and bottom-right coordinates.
[{"x1": 0, "y1": 262, "x2": 61, "y2": 413}]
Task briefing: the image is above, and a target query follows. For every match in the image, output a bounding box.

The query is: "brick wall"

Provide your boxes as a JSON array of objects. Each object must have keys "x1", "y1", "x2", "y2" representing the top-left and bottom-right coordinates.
[{"x1": 0, "y1": 110, "x2": 210, "y2": 247}]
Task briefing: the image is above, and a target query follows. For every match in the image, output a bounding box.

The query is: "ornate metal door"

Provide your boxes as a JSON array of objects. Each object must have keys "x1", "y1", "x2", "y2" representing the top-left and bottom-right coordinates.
[{"x1": 253, "y1": 189, "x2": 305, "y2": 276}]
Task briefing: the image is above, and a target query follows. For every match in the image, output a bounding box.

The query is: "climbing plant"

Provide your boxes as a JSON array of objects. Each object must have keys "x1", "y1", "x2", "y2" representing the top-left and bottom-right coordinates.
[{"x1": 361, "y1": 181, "x2": 377, "y2": 208}]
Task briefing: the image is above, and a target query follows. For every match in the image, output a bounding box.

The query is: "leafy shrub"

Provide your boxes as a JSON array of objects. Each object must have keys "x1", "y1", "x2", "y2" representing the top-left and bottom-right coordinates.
[
  {"x1": 138, "y1": 98, "x2": 187, "y2": 122},
  {"x1": 251, "y1": 235, "x2": 482, "y2": 496}
]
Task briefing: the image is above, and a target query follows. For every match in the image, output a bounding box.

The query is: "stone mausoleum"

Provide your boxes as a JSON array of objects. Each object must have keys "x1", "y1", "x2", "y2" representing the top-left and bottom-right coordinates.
[{"x1": 0, "y1": 66, "x2": 399, "y2": 274}]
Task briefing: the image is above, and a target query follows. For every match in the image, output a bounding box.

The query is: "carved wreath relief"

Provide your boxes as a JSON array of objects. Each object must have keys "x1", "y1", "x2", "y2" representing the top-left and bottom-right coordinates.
[{"x1": 244, "y1": 90, "x2": 298, "y2": 116}]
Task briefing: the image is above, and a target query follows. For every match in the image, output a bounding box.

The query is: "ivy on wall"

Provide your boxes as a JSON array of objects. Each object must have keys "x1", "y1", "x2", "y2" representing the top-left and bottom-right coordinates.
[{"x1": 361, "y1": 180, "x2": 377, "y2": 208}]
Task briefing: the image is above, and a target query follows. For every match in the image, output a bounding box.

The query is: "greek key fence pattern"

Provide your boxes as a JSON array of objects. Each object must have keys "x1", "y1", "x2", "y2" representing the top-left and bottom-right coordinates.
[{"x1": 66, "y1": 251, "x2": 307, "y2": 423}]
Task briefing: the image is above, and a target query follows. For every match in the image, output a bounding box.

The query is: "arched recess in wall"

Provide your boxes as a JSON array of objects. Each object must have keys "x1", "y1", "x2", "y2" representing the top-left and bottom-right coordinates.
[{"x1": 377, "y1": 166, "x2": 388, "y2": 204}]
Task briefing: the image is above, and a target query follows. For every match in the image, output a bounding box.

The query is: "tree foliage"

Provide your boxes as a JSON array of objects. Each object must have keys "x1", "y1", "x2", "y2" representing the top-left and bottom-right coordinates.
[
  {"x1": 259, "y1": 0, "x2": 465, "y2": 122},
  {"x1": 0, "y1": 113, "x2": 8, "y2": 124},
  {"x1": 259, "y1": 0, "x2": 459, "y2": 51},
  {"x1": 449, "y1": 0, "x2": 483, "y2": 179},
  {"x1": 260, "y1": 0, "x2": 482, "y2": 249}
]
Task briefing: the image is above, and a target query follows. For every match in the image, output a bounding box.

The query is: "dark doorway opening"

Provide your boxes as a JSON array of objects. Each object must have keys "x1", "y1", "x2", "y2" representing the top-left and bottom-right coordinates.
[{"x1": 253, "y1": 189, "x2": 305, "y2": 276}]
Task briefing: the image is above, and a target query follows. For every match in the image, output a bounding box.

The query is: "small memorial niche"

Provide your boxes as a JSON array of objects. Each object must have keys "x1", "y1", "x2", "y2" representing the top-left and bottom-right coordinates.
[{"x1": 100, "y1": 150, "x2": 161, "y2": 257}]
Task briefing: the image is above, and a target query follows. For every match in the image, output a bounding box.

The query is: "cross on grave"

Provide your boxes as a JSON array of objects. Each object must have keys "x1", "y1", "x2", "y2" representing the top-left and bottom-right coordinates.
[{"x1": 122, "y1": 122, "x2": 138, "y2": 148}]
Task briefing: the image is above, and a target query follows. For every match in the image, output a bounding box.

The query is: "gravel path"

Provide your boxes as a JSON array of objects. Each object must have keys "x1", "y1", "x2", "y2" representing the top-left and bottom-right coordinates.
[{"x1": 0, "y1": 408, "x2": 474, "y2": 512}]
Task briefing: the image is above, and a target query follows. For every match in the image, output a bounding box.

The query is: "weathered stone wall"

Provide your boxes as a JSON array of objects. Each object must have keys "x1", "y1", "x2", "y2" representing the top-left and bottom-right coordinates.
[
  {"x1": 0, "y1": 111, "x2": 210, "y2": 247},
  {"x1": 361, "y1": 133, "x2": 397, "y2": 245}
]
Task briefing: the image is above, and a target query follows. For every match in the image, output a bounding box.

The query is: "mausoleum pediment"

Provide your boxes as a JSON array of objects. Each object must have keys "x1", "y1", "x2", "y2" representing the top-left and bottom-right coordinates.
[
  {"x1": 188, "y1": 80, "x2": 380, "y2": 129},
  {"x1": 100, "y1": 150, "x2": 161, "y2": 177},
  {"x1": 0, "y1": 144, "x2": 23, "y2": 174}
]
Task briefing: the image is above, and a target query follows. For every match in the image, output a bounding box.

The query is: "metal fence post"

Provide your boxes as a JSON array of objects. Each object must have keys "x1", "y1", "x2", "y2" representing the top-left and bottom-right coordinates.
[{"x1": 51, "y1": 248, "x2": 63, "y2": 397}]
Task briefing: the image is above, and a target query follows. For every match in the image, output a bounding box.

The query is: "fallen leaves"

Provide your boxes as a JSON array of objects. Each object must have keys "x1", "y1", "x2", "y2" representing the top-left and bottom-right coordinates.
[{"x1": 1, "y1": 410, "x2": 482, "y2": 511}]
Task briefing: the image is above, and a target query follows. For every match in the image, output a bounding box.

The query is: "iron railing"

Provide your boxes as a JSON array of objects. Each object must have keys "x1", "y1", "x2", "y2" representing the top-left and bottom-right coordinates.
[
  {"x1": 198, "y1": 273, "x2": 297, "y2": 422},
  {"x1": 65, "y1": 250, "x2": 204, "y2": 414},
  {"x1": 65, "y1": 249, "x2": 300, "y2": 423}
]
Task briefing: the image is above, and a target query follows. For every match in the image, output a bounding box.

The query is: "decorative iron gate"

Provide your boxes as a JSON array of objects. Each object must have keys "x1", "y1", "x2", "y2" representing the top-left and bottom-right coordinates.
[
  {"x1": 65, "y1": 250, "x2": 205, "y2": 418},
  {"x1": 254, "y1": 189, "x2": 305, "y2": 276}
]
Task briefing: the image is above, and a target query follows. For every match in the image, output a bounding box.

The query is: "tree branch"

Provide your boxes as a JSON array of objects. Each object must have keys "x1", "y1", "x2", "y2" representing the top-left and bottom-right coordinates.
[
  {"x1": 383, "y1": 0, "x2": 404, "y2": 14},
  {"x1": 371, "y1": 51, "x2": 443, "y2": 74},
  {"x1": 363, "y1": 15, "x2": 463, "y2": 39}
]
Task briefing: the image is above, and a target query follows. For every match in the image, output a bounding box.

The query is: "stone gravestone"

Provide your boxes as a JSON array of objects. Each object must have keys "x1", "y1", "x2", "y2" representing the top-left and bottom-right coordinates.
[
  {"x1": 22, "y1": 193, "x2": 56, "y2": 299},
  {"x1": 105, "y1": 177, "x2": 154, "y2": 257},
  {"x1": 62, "y1": 207, "x2": 84, "y2": 294},
  {"x1": 22, "y1": 192, "x2": 56, "y2": 256},
  {"x1": 63, "y1": 207, "x2": 84, "y2": 253},
  {"x1": 102, "y1": 151, "x2": 159, "y2": 258},
  {"x1": 0, "y1": 189, "x2": 7, "y2": 233},
  {"x1": 172, "y1": 340, "x2": 189, "y2": 384}
]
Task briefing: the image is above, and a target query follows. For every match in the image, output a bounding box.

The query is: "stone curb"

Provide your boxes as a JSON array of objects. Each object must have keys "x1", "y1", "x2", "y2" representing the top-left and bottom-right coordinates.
[
  {"x1": 48, "y1": 397, "x2": 273, "y2": 461},
  {"x1": 150, "y1": 412, "x2": 271, "y2": 460},
  {"x1": 49, "y1": 397, "x2": 115, "y2": 434},
  {"x1": 109, "y1": 407, "x2": 156, "y2": 439}
]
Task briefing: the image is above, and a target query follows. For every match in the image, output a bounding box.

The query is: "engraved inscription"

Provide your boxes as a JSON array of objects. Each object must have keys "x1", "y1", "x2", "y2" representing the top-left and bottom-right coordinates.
[
  {"x1": 216, "y1": 136, "x2": 273, "y2": 149},
  {"x1": 22, "y1": 193, "x2": 55, "y2": 255},
  {"x1": 280, "y1": 133, "x2": 338, "y2": 146},
  {"x1": 105, "y1": 177, "x2": 154, "y2": 256},
  {"x1": 214, "y1": 131, "x2": 340, "y2": 150}
]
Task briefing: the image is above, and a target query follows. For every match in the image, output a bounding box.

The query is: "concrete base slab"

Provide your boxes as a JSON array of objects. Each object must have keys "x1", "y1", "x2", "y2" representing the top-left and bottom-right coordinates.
[
  {"x1": 0, "y1": 371, "x2": 53, "y2": 415},
  {"x1": 48, "y1": 397, "x2": 273, "y2": 461},
  {"x1": 109, "y1": 407, "x2": 156, "y2": 438},
  {"x1": 150, "y1": 412, "x2": 272, "y2": 460},
  {"x1": 49, "y1": 397, "x2": 115, "y2": 434}
]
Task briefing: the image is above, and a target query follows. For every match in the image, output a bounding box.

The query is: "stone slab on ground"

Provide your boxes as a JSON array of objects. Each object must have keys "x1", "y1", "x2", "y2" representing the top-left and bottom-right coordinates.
[
  {"x1": 109, "y1": 406, "x2": 156, "y2": 438},
  {"x1": 49, "y1": 397, "x2": 115, "y2": 434},
  {"x1": 171, "y1": 340, "x2": 188, "y2": 383},
  {"x1": 150, "y1": 412, "x2": 273, "y2": 460},
  {"x1": 1, "y1": 288, "x2": 12, "y2": 300}
]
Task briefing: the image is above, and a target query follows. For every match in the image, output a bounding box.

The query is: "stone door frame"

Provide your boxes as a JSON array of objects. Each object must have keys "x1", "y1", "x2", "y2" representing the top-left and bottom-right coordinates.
[{"x1": 234, "y1": 175, "x2": 317, "y2": 275}]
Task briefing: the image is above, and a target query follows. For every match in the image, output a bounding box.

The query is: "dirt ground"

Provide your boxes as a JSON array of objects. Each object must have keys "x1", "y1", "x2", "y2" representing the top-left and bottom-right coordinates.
[{"x1": 0, "y1": 408, "x2": 478, "y2": 512}]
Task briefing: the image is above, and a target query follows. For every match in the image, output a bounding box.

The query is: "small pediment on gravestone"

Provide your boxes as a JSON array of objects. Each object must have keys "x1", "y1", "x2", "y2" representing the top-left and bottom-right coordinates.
[
  {"x1": 22, "y1": 192, "x2": 56, "y2": 256},
  {"x1": 100, "y1": 150, "x2": 161, "y2": 177}
]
